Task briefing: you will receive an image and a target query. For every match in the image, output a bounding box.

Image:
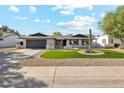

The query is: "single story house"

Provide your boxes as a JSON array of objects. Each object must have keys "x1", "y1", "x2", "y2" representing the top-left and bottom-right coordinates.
[
  {"x1": 0, "y1": 33, "x2": 22, "y2": 48},
  {"x1": 21, "y1": 33, "x2": 94, "y2": 49},
  {"x1": 96, "y1": 35, "x2": 122, "y2": 47}
]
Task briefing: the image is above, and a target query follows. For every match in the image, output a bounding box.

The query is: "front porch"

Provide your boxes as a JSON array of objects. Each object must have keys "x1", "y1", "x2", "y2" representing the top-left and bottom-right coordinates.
[{"x1": 54, "y1": 39, "x2": 89, "y2": 49}]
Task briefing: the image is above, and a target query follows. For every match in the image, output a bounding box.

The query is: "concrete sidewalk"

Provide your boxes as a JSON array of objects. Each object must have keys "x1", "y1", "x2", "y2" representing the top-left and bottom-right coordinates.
[{"x1": 20, "y1": 66, "x2": 124, "y2": 88}]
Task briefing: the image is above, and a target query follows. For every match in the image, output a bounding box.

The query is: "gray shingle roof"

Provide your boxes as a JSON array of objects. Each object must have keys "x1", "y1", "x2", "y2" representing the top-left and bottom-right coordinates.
[
  {"x1": 20, "y1": 33, "x2": 96, "y2": 40},
  {"x1": 30, "y1": 33, "x2": 47, "y2": 36},
  {"x1": 72, "y1": 34, "x2": 88, "y2": 38}
]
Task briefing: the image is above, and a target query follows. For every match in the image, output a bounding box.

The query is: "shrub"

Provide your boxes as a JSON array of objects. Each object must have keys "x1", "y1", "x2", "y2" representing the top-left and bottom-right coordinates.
[{"x1": 84, "y1": 49, "x2": 96, "y2": 53}]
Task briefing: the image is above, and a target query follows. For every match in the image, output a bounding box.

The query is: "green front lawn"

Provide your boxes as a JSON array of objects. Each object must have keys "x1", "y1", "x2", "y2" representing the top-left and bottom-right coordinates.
[{"x1": 40, "y1": 49, "x2": 124, "y2": 59}]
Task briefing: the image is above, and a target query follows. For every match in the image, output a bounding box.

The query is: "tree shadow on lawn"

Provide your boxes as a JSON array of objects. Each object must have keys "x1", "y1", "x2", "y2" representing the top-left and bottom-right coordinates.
[{"x1": 0, "y1": 52, "x2": 48, "y2": 88}]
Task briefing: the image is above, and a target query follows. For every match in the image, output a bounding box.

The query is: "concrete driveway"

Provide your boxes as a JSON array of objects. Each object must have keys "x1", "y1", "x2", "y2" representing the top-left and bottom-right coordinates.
[
  {"x1": 0, "y1": 49, "x2": 43, "y2": 69},
  {"x1": 14, "y1": 49, "x2": 43, "y2": 57},
  {"x1": 12, "y1": 49, "x2": 43, "y2": 60},
  {"x1": 0, "y1": 49, "x2": 43, "y2": 63},
  {"x1": 0, "y1": 49, "x2": 46, "y2": 88}
]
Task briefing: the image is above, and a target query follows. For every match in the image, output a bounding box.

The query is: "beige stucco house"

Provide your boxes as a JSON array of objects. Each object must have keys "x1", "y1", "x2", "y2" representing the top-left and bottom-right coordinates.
[{"x1": 21, "y1": 33, "x2": 93, "y2": 49}]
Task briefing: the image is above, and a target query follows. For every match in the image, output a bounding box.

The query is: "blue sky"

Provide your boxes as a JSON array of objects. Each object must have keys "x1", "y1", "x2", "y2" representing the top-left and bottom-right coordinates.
[{"x1": 0, "y1": 5, "x2": 119, "y2": 36}]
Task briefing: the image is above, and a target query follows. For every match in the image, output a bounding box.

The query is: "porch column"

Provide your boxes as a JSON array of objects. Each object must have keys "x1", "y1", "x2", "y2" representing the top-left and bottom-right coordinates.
[
  {"x1": 46, "y1": 39, "x2": 55, "y2": 49},
  {"x1": 23, "y1": 39, "x2": 26, "y2": 48},
  {"x1": 78, "y1": 39, "x2": 82, "y2": 47},
  {"x1": 66, "y1": 39, "x2": 70, "y2": 46}
]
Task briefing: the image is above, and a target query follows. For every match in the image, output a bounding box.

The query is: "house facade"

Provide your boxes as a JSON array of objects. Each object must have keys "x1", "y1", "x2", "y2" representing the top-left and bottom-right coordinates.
[
  {"x1": 21, "y1": 33, "x2": 93, "y2": 49},
  {"x1": 0, "y1": 33, "x2": 22, "y2": 48}
]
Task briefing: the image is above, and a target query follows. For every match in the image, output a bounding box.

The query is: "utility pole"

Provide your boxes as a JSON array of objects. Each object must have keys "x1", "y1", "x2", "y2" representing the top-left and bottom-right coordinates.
[{"x1": 89, "y1": 29, "x2": 92, "y2": 49}]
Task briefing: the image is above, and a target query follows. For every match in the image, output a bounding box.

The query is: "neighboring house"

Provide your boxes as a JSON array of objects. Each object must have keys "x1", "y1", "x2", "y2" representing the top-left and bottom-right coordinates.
[
  {"x1": 0, "y1": 33, "x2": 22, "y2": 48},
  {"x1": 96, "y1": 35, "x2": 122, "y2": 47},
  {"x1": 21, "y1": 33, "x2": 94, "y2": 49}
]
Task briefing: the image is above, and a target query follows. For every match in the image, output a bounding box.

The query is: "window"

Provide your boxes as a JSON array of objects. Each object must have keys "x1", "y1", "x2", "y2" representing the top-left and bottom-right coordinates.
[
  {"x1": 82, "y1": 40, "x2": 84, "y2": 45},
  {"x1": 70, "y1": 40, "x2": 72, "y2": 45},
  {"x1": 111, "y1": 39, "x2": 113, "y2": 43},
  {"x1": 83, "y1": 40, "x2": 89, "y2": 45},
  {"x1": 73, "y1": 40, "x2": 78, "y2": 45},
  {"x1": 102, "y1": 39, "x2": 106, "y2": 44}
]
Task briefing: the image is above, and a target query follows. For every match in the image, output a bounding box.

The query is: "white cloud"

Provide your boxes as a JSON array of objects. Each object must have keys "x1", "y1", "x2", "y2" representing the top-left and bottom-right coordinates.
[
  {"x1": 9, "y1": 6, "x2": 19, "y2": 12},
  {"x1": 14, "y1": 16, "x2": 27, "y2": 20},
  {"x1": 33, "y1": 18, "x2": 40, "y2": 22},
  {"x1": 92, "y1": 13, "x2": 95, "y2": 16},
  {"x1": 33, "y1": 18, "x2": 51, "y2": 23},
  {"x1": 46, "y1": 19, "x2": 51, "y2": 23},
  {"x1": 100, "y1": 12, "x2": 106, "y2": 18},
  {"x1": 57, "y1": 15, "x2": 95, "y2": 31},
  {"x1": 52, "y1": 5, "x2": 93, "y2": 15},
  {"x1": 60, "y1": 10, "x2": 74, "y2": 15},
  {"x1": 30, "y1": 6, "x2": 37, "y2": 13}
]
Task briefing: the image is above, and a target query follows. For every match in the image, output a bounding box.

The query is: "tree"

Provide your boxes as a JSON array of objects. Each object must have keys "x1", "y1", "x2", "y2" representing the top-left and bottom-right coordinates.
[
  {"x1": 15, "y1": 31, "x2": 20, "y2": 36},
  {"x1": 9, "y1": 29, "x2": 15, "y2": 33},
  {"x1": 1, "y1": 25, "x2": 9, "y2": 32},
  {"x1": 98, "y1": 6, "x2": 124, "y2": 43},
  {"x1": 53, "y1": 32, "x2": 62, "y2": 36},
  {"x1": 0, "y1": 25, "x2": 21, "y2": 36}
]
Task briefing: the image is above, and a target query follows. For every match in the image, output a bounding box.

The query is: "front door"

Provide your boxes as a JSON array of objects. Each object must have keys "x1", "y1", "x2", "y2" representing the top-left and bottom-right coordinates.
[
  {"x1": 55, "y1": 40, "x2": 63, "y2": 49},
  {"x1": 63, "y1": 39, "x2": 67, "y2": 46}
]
